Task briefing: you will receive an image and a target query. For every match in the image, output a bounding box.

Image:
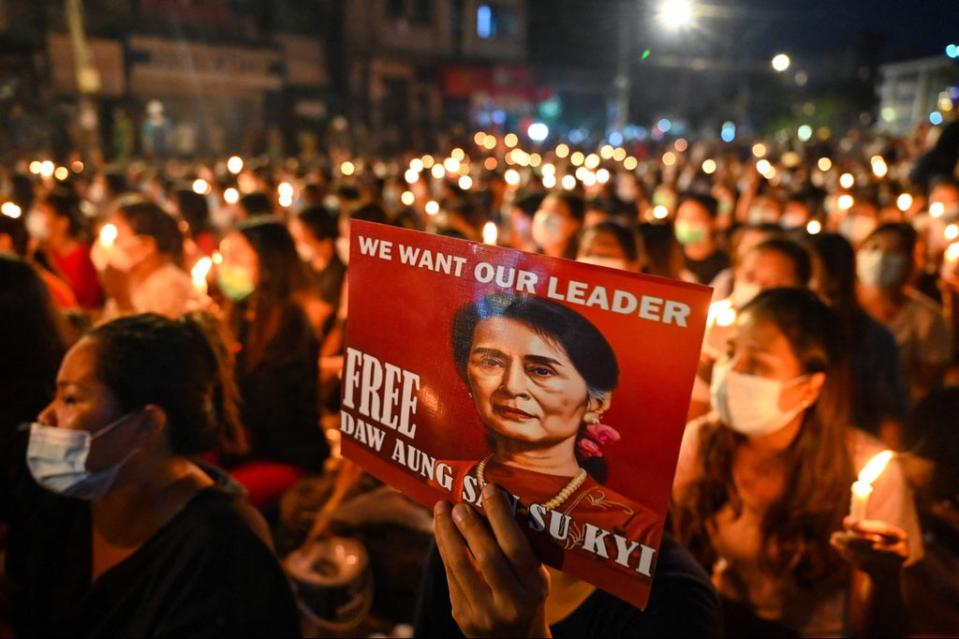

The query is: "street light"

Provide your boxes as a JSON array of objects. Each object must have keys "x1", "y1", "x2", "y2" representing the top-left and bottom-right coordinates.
[
  {"x1": 771, "y1": 53, "x2": 791, "y2": 72},
  {"x1": 657, "y1": 0, "x2": 695, "y2": 31}
]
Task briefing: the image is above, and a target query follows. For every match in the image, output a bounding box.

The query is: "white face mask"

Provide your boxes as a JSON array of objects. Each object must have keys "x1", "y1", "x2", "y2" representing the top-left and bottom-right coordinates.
[
  {"x1": 578, "y1": 255, "x2": 630, "y2": 271},
  {"x1": 26, "y1": 413, "x2": 139, "y2": 501},
  {"x1": 730, "y1": 280, "x2": 762, "y2": 310},
  {"x1": 296, "y1": 242, "x2": 316, "y2": 263},
  {"x1": 531, "y1": 211, "x2": 569, "y2": 250},
  {"x1": 710, "y1": 360, "x2": 808, "y2": 437},
  {"x1": 26, "y1": 209, "x2": 50, "y2": 240}
]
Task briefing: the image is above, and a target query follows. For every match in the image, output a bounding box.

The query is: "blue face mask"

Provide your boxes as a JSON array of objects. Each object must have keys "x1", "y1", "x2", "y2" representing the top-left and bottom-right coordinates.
[
  {"x1": 26, "y1": 413, "x2": 139, "y2": 501},
  {"x1": 857, "y1": 249, "x2": 907, "y2": 287}
]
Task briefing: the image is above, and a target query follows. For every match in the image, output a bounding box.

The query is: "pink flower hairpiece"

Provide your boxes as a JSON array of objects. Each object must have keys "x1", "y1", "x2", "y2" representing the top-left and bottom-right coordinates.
[{"x1": 576, "y1": 422, "x2": 621, "y2": 458}]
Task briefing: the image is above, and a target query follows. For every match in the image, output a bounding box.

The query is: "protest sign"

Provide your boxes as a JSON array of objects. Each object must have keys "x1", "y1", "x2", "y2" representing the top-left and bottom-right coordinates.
[{"x1": 341, "y1": 220, "x2": 711, "y2": 609}]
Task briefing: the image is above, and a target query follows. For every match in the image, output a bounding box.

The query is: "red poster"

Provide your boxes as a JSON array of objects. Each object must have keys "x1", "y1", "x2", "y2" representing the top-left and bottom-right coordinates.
[{"x1": 341, "y1": 221, "x2": 711, "y2": 609}]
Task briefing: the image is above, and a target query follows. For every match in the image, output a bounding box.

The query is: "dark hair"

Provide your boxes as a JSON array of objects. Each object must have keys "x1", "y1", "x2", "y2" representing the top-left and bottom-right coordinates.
[
  {"x1": 444, "y1": 198, "x2": 484, "y2": 230},
  {"x1": 42, "y1": 187, "x2": 84, "y2": 238},
  {"x1": 0, "y1": 254, "x2": 68, "y2": 432},
  {"x1": 639, "y1": 222, "x2": 680, "y2": 278},
  {"x1": 450, "y1": 294, "x2": 618, "y2": 481},
  {"x1": 232, "y1": 218, "x2": 308, "y2": 370},
  {"x1": 673, "y1": 288, "x2": 854, "y2": 589},
  {"x1": 862, "y1": 222, "x2": 918, "y2": 258},
  {"x1": 115, "y1": 195, "x2": 184, "y2": 264},
  {"x1": 347, "y1": 202, "x2": 389, "y2": 225},
  {"x1": 103, "y1": 169, "x2": 129, "y2": 197},
  {"x1": 749, "y1": 237, "x2": 813, "y2": 285},
  {"x1": 297, "y1": 206, "x2": 339, "y2": 241},
  {"x1": 239, "y1": 192, "x2": 274, "y2": 217},
  {"x1": 806, "y1": 233, "x2": 856, "y2": 315},
  {"x1": 679, "y1": 192, "x2": 720, "y2": 219},
  {"x1": 174, "y1": 188, "x2": 211, "y2": 237},
  {"x1": 0, "y1": 209, "x2": 28, "y2": 256},
  {"x1": 88, "y1": 312, "x2": 248, "y2": 456},
  {"x1": 548, "y1": 193, "x2": 586, "y2": 224},
  {"x1": 238, "y1": 217, "x2": 307, "y2": 304},
  {"x1": 11, "y1": 174, "x2": 35, "y2": 211},
  {"x1": 513, "y1": 191, "x2": 546, "y2": 218},
  {"x1": 582, "y1": 221, "x2": 640, "y2": 262}
]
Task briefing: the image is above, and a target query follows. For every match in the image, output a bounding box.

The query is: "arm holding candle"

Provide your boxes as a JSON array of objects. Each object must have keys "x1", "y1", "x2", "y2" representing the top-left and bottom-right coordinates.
[{"x1": 831, "y1": 443, "x2": 923, "y2": 637}]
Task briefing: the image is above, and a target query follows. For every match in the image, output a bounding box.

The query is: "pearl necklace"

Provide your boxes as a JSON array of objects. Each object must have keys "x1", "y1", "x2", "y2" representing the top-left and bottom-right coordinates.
[{"x1": 475, "y1": 455, "x2": 588, "y2": 511}]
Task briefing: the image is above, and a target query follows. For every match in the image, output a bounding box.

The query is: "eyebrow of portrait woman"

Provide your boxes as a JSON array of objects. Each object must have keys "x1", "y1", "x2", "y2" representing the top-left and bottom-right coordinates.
[{"x1": 470, "y1": 346, "x2": 567, "y2": 369}]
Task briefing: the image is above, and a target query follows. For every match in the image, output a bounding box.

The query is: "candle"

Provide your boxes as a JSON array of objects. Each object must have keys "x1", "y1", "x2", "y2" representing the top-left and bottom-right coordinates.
[
  {"x1": 849, "y1": 450, "x2": 894, "y2": 523},
  {"x1": 99, "y1": 223, "x2": 118, "y2": 248},
  {"x1": 191, "y1": 257, "x2": 213, "y2": 296},
  {"x1": 482, "y1": 221, "x2": 498, "y2": 245}
]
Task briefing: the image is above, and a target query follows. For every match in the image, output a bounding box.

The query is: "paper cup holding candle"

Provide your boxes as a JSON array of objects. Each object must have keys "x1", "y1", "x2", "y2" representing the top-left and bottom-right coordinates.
[{"x1": 849, "y1": 450, "x2": 894, "y2": 523}]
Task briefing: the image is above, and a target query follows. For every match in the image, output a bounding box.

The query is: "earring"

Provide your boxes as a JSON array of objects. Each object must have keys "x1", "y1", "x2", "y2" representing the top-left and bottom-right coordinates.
[{"x1": 584, "y1": 413, "x2": 600, "y2": 425}]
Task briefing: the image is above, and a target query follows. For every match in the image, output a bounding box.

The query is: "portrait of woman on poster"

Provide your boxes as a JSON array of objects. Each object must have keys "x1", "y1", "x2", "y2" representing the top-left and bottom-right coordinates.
[{"x1": 442, "y1": 294, "x2": 659, "y2": 561}]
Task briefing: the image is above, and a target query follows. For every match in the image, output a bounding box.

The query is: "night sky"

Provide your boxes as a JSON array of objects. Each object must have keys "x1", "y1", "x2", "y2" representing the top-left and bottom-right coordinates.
[{"x1": 529, "y1": 0, "x2": 959, "y2": 68}]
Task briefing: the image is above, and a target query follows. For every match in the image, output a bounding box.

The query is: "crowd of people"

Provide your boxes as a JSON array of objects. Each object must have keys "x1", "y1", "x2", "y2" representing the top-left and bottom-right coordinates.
[{"x1": 1, "y1": 112, "x2": 958, "y2": 637}]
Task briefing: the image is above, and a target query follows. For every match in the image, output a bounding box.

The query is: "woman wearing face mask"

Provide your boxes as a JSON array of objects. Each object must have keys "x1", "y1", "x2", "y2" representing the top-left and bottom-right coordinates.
[
  {"x1": 576, "y1": 221, "x2": 642, "y2": 272},
  {"x1": 287, "y1": 206, "x2": 346, "y2": 338},
  {"x1": 93, "y1": 195, "x2": 206, "y2": 319},
  {"x1": 688, "y1": 237, "x2": 811, "y2": 421},
  {"x1": 857, "y1": 223, "x2": 952, "y2": 403},
  {"x1": 674, "y1": 193, "x2": 730, "y2": 286},
  {"x1": 807, "y1": 233, "x2": 908, "y2": 448},
  {"x1": 531, "y1": 193, "x2": 585, "y2": 259},
  {"x1": 1, "y1": 313, "x2": 300, "y2": 637},
  {"x1": 28, "y1": 187, "x2": 103, "y2": 309},
  {"x1": 217, "y1": 218, "x2": 330, "y2": 493},
  {"x1": 673, "y1": 288, "x2": 923, "y2": 637}
]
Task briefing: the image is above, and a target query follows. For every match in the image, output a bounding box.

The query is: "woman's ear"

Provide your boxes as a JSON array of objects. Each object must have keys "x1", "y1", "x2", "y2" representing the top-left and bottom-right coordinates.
[
  {"x1": 585, "y1": 393, "x2": 612, "y2": 421},
  {"x1": 137, "y1": 404, "x2": 168, "y2": 445},
  {"x1": 801, "y1": 372, "x2": 826, "y2": 407}
]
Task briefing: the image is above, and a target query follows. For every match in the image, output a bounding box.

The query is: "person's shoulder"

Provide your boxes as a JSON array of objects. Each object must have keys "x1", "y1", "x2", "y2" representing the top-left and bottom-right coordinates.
[
  {"x1": 905, "y1": 288, "x2": 946, "y2": 316},
  {"x1": 674, "y1": 413, "x2": 718, "y2": 493},
  {"x1": 847, "y1": 428, "x2": 888, "y2": 467}
]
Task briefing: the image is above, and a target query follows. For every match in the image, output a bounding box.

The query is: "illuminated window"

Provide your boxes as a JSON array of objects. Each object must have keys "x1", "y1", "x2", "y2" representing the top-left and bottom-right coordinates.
[{"x1": 476, "y1": 3, "x2": 516, "y2": 39}]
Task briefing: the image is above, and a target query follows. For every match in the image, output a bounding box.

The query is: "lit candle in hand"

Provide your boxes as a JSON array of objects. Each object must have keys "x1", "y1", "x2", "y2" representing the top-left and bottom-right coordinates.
[
  {"x1": 849, "y1": 450, "x2": 894, "y2": 523},
  {"x1": 482, "y1": 221, "x2": 498, "y2": 245},
  {"x1": 191, "y1": 256, "x2": 213, "y2": 296}
]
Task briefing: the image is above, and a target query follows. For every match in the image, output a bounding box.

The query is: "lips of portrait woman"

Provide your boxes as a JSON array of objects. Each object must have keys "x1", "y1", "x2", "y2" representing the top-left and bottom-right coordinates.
[{"x1": 466, "y1": 317, "x2": 592, "y2": 449}]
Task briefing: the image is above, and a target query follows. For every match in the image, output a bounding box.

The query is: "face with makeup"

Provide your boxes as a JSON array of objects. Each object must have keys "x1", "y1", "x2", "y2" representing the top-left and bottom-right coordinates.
[{"x1": 465, "y1": 317, "x2": 606, "y2": 447}]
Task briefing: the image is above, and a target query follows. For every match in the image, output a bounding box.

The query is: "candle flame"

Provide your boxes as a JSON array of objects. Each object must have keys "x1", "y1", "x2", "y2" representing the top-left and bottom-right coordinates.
[
  {"x1": 708, "y1": 298, "x2": 737, "y2": 327},
  {"x1": 191, "y1": 256, "x2": 212, "y2": 287},
  {"x1": 99, "y1": 223, "x2": 118, "y2": 247},
  {"x1": 482, "y1": 222, "x2": 498, "y2": 245},
  {"x1": 856, "y1": 450, "x2": 894, "y2": 486}
]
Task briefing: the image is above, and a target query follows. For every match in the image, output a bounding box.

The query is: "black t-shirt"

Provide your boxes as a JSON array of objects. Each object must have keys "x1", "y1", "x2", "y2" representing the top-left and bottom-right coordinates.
[
  {"x1": 684, "y1": 250, "x2": 730, "y2": 286},
  {"x1": 414, "y1": 532, "x2": 722, "y2": 638},
  {"x1": 2, "y1": 439, "x2": 301, "y2": 638}
]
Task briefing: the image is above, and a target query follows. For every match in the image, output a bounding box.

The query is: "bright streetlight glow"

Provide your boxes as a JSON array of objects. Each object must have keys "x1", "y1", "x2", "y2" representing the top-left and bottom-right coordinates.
[
  {"x1": 771, "y1": 53, "x2": 791, "y2": 72},
  {"x1": 657, "y1": 0, "x2": 695, "y2": 31},
  {"x1": 527, "y1": 122, "x2": 549, "y2": 142}
]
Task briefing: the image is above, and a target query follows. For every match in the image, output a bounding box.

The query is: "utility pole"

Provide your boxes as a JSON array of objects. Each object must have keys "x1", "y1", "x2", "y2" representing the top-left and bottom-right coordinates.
[
  {"x1": 65, "y1": 0, "x2": 102, "y2": 163},
  {"x1": 612, "y1": 0, "x2": 633, "y2": 134}
]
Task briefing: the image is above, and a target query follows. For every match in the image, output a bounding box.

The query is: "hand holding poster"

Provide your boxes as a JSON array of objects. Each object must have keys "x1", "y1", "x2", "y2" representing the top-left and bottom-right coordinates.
[{"x1": 341, "y1": 221, "x2": 711, "y2": 609}]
